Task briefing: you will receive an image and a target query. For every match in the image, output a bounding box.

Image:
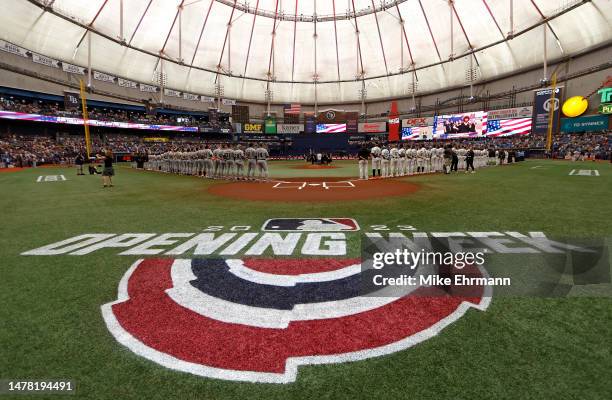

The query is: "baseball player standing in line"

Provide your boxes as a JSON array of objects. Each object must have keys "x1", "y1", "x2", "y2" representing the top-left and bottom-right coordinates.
[
  {"x1": 432, "y1": 145, "x2": 441, "y2": 172},
  {"x1": 390, "y1": 144, "x2": 399, "y2": 177},
  {"x1": 225, "y1": 145, "x2": 235, "y2": 178},
  {"x1": 357, "y1": 143, "x2": 370, "y2": 180},
  {"x1": 256, "y1": 143, "x2": 269, "y2": 180},
  {"x1": 234, "y1": 145, "x2": 245, "y2": 179},
  {"x1": 370, "y1": 143, "x2": 381, "y2": 178},
  {"x1": 424, "y1": 145, "x2": 432, "y2": 173},
  {"x1": 245, "y1": 143, "x2": 257, "y2": 180},
  {"x1": 416, "y1": 145, "x2": 426, "y2": 173},
  {"x1": 381, "y1": 146, "x2": 391, "y2": 178},
  {"x1": 398, "y1": 144, "x2": 407, "y2": 176},
  {"x1": 213, "y1": 145, "x2": 223, "y2": 178},
  {"x1": 203, "y1": 145, "x2": 214, "y2": 178}
]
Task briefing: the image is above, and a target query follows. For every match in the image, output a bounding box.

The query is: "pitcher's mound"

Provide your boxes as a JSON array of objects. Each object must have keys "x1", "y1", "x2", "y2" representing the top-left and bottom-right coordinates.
[{"x1": 208, "y1": 178, "x2": 421, "y2": 202}]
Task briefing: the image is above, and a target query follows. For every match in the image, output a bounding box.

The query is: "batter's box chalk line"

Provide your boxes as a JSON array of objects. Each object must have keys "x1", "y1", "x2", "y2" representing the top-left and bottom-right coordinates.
[{"x1": 272, "y1": 180, "x2": 356, "y2": 190}]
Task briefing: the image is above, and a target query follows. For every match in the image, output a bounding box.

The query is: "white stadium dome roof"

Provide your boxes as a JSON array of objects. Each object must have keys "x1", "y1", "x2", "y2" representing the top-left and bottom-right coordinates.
[{"x1": 1, "y1": 0, "x2": 611, "y2": 104}]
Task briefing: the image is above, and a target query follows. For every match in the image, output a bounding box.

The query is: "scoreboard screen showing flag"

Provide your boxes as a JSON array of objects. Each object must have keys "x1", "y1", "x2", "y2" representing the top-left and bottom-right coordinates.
[
  {"x1": 486, "y1": 118, "x2": 532, "y2": 137},
  {"x1": 317, "y1": 124, "x2": 347, "y2": 133}
]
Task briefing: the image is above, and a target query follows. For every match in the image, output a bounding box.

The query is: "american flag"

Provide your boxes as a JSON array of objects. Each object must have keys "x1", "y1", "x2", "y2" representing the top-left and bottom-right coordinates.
[
  {"x1": 486, "y1": 118, "x2": 532, "y2": 137},
  {"x1": 317, "y1": 123, "x2": 346, "y2": 133},
  {"x1": 284, "y1": 103, "x2": 301, "y2": 115},
  {"x1": 401, "y1": 127, "x2": 423, "y2": 140}
]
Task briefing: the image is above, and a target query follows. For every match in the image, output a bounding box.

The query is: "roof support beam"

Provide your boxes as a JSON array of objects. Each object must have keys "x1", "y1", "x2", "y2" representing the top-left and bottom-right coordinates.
[
  {"x1": 129, "y1": 0, "x2": 153, "y2": 45},
  {"x1": 291, "y1": 0, "x2": 298, "y2": 81},
  {"x1": 242, "y1": 0, "x2": 260, "y2": 77},
  {"x1": 451, "y1": 1, "x2": 480, "y2": 66},
  {"x1": 394, "y1": 1, "x2": 414, "y2": 67},
  {"x1": 266, "y1": 0, "x2": 280, "y2": 82},
  {"x1": 481, "y1": 0, "x2": 505, "y2": 40},
  {"x1": 350, "y1": 0, "x2": 365, "y2": 77},
  {"x1": 370, "y1": 0, "x2": 389, "y2": 75},
  {"x1": 119, "y1": 0, "x2": 124, "y2": 41},
  {"x1": 75, "y1": 0, "x2": 110, "y2": 49},
  {"x1": 160, "y1": 1, "x2": 186, "y2": 56},
  {"x1": 417, "y1": 0, "x2": 442, "y2": 62},
  {"x1": 332, "y1": 0, "x2": 341, "y2": 81},
  {"x1": 190, "y1": 0, "x2": 215, "y2": 65},
  {"x1": 217, "y1": 0, "x2": 238, "y2": 73},
  {"x1": 529, "y1": 0, "x2": 565, "y2": 55}
]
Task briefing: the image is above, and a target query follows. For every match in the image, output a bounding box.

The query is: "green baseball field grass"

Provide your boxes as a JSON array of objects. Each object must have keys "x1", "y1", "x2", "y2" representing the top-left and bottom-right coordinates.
[{"x1": 1, "y1": 159, "x2": 611, "y2": 399}]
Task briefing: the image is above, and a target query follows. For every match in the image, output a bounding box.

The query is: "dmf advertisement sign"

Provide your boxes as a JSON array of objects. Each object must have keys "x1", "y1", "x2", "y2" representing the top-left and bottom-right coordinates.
[{"x1": 243, "y1": 123, "x2": 263, "y2": 133}]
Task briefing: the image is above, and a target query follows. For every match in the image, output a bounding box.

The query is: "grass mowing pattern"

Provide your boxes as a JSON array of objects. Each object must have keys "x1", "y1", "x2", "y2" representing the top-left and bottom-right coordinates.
[{"x1": 1, "y1": 160, "x2": 611, "y2": 399}]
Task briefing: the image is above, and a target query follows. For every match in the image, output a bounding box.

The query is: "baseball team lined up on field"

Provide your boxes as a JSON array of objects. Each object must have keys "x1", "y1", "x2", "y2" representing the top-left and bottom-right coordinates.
[
  {"x1": 144, "y1": 143, "x2": 270, "y2": 180},
  {"x1": 357, "y1": 143, "x2": 500, "y2": 179},
  {"x1": 140, "y1": 142, "x2": 509, "y2": 181}
]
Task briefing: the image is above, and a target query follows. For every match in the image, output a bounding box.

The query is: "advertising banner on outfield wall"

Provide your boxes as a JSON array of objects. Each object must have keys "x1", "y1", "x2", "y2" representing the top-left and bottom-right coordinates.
[
  {"x1": 243, "y1": 123, "x2": 263, "y2": 133},
  {"x1": 358, "y1": 122, "x2": 387, "y2": 133},
  {"x1": 560, "y1": 115, "x2": 609, "y2": 133},
  {"x1": 265, "y1": 116, "x2": 277, "y2": 134},
  {"x1": 532, "y1": 87, "x2": 563, "y2": 134},
  {"x1": 346, "y1": 111, "x2": 359, "y2": 134},
  {"x1": 305, "y1": 113, "x2": 316, "y2": 133},
  {"x1": 277, "y1": 124, "x2": 304, "y2": 134},
  {"x1": 487, "y1": 106, "x2": 533, "y2": 120},
  {"x1": 402, "y1": 117, "x2": 434, "y2": 127}
]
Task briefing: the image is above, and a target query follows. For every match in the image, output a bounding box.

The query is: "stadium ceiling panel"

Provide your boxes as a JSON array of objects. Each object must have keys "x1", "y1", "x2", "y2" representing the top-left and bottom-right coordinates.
[{"x1": 1, "y1": 0, "x2": 610, "y2": 103}]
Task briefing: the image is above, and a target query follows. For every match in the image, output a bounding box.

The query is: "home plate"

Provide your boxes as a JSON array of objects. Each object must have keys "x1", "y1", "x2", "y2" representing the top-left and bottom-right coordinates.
[
  {"x1": 273, "y1": 181, "x2": 307, "y2": 189},
  {"x1": 323, "y1": 181, "x2": 355, "y2": 189}
]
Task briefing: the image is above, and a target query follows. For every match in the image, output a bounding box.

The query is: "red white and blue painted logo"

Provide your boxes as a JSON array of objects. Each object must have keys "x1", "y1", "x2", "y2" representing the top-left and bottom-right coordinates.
[{"x1": 102, "y1": 257, "x2": 490, "y2": 383}]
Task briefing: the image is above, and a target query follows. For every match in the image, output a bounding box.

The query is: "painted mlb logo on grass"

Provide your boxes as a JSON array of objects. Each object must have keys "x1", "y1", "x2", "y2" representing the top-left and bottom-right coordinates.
[
  {"x1": 102, "y1": 254, "x2": 490, "y2": 383},
  {"x1": 262, "y1": 218, "x2": 359, "y2": 232}
]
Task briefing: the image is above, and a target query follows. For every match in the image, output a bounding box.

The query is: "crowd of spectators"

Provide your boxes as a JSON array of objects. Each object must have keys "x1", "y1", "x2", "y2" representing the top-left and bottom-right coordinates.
[
  {"x1": 552, "y1": 133, "x2": 609, "y2": 160},
  {"x1": 1, "y1": 131, "x2": 609, "y2": 168}
]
